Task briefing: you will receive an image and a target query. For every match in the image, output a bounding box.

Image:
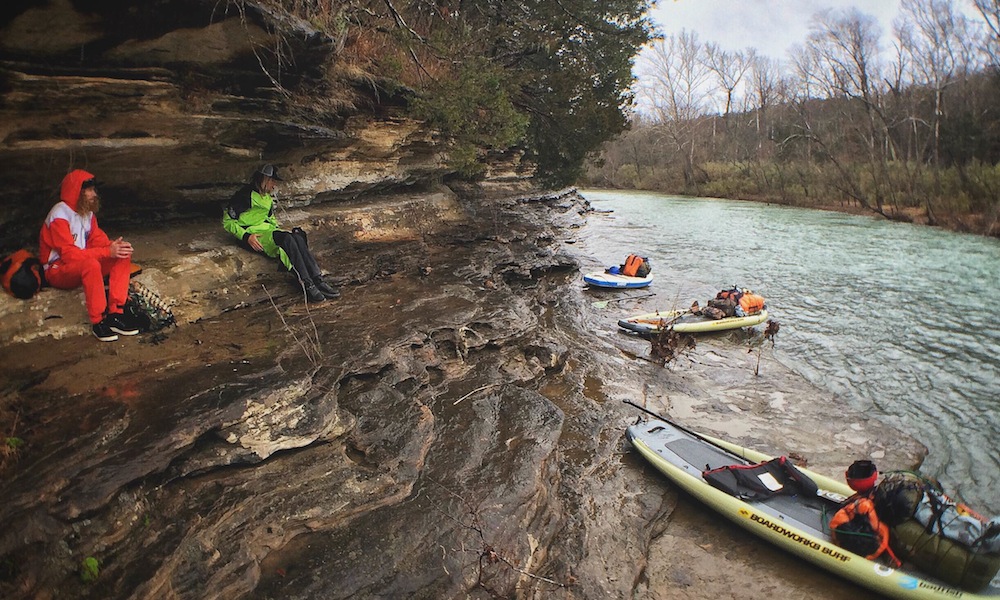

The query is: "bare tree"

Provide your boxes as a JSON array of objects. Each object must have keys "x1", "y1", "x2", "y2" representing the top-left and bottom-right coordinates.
[
  {"x1": 636, "y1": 29, "x2": 713, "y2": 188},
  {"x1": 703, "y1": 43, "x2": 751, "y2": 159},
  {"x1": 896, "y1": 0, "x2": 976, "y2": 166},
  {"x1": 973, "y1": 0, "x2": 1000, "y2": 66},
  {"x1": 748, "y1": 51, "x2": 782, "y2": 151},
  {"x1": 704, "y1": 44, "x2": 750, "y2": 118},
  {"x1": 804, "y1": 8, "x2": 894, "y2": 213}
]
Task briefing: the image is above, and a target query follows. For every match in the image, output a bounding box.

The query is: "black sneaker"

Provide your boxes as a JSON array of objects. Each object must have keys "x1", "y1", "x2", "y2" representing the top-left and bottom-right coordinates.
[
  {"x1": 303, "y1": 282, "x2": 326, "y2": 303},
  {"x1": 313, "y1": 278, "x2": 340, "y2": 299},
  {"x1": 92, "y1": 320, "x2": 119, "y2": 342},
  {"x1": 106, "y1": 312, "x2": 139, "y2": 336}
]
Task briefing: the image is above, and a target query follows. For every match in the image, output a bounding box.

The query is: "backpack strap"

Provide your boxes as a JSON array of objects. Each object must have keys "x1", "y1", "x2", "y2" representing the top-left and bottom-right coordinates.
[{"x1": 225, "y1": 184, "x2": 254, "y2": 220}]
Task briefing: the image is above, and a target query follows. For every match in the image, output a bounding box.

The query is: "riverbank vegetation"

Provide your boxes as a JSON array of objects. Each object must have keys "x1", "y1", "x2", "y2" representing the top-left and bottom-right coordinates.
[
  {"x1": 582, "y1": 0, "x2": 1000, "y2": 236},
  {"x1": 250, "y1": 0, "x2": 655, "y2": 185}
]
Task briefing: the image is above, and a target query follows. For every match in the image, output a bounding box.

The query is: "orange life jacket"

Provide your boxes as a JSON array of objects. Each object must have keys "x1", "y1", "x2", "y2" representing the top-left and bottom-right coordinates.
[
  {"x1": 716, "y1": 288, "x2": 742, "y2": 301},
  {"x1": 622, "y1": 254, "x2": 646, "y2": 277},
  {"x1": 739, "y1": 293, "x2": 765, "y2": 315},
  {"x1": 829, "y1": 496, "x2": 901, "y2": 566},
  {"x1": 1, "y1": 249, "x2": 43, "y2": 299}
]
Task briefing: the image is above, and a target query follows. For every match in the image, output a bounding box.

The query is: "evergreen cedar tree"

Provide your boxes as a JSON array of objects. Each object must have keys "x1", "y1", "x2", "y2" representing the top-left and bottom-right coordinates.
[
  {"x1": 502, "y1": 0, "x2": 654, "y2": 186},
  {"x1": 402, "y1": 0, "x2": 655, "y2": 187}
]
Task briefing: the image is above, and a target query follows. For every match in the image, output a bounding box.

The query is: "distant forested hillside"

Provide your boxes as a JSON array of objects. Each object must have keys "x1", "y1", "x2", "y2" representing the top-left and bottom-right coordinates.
[{"x1": 584, "y1": 0, "x2": 1000, "y2": 236}]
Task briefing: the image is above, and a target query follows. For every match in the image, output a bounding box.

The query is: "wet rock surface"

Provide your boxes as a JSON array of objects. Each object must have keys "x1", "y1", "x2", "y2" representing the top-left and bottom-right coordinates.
[{"x1": 0, "y1": 185, "x2": 923, "y2": 599}]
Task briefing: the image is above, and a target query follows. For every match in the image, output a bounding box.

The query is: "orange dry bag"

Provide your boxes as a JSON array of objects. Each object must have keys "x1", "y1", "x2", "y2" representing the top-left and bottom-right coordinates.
[{"x1": 739, "y1": 293, "x2": 765, "y2": 315}]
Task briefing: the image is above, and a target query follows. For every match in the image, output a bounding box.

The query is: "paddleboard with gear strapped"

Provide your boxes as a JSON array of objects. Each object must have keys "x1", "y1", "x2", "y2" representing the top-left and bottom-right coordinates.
[
  {"x1": 624, "y1": 402, "x2": 1000, "y2": 600},
  {"x1": 618, "y1": 309, "x2": 768, "y2": 334},
  {"x1": 583, "y1": 271, "x2": 653, "y2": 289}
]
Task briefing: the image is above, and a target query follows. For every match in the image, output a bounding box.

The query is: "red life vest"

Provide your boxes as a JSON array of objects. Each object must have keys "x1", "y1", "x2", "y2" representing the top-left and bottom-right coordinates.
[{"x1": 716, "y1": 288, "x2": 743, "y2": 302}]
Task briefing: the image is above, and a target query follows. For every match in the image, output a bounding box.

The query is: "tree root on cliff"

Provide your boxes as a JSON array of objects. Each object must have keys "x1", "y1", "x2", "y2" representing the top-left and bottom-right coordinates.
[{"x1": 427, "y1": 478, "x2": 572, "y2": 595}]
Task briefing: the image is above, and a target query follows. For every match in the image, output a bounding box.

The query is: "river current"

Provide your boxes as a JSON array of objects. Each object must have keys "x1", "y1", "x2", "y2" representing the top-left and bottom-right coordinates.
[{"x1": 580, "y1": 189, "x2": 1000, "y2": 515}]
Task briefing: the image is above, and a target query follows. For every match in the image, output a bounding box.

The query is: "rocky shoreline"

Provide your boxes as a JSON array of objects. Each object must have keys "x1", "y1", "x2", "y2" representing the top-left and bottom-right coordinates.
[{"x1": 0, "y1": 184, "x2": 923, "y2": 599}]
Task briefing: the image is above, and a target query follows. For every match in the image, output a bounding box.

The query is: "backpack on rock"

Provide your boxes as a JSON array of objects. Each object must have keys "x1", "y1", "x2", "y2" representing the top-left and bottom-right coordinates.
[{"x1": 1, "y1": 249, "x2": 44, "y2": 299}]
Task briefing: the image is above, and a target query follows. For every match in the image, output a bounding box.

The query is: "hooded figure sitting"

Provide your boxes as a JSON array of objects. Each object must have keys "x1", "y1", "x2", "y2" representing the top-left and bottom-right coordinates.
[
  {"x1": 223, "y1": 164, "x2": 339, "y2": 303},
  {"x1": 39, "y1": 169, "x2": 141, "y2": 341}
]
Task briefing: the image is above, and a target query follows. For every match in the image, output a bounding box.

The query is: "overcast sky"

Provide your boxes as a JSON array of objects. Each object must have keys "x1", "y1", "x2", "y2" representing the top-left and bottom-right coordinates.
[{"x1": 645, "y1": 0, "x2": 905, "y2": 60}]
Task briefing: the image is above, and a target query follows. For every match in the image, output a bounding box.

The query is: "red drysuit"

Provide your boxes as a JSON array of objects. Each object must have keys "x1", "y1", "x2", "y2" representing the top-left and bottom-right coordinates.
[{"x1": 39, "y1": 169, "x2": 131, "y2": 324}]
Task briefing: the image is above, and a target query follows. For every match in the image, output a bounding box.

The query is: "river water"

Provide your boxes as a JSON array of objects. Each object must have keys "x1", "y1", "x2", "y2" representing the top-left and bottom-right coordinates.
[{"x1": 580, "y1": 189, "x2": 1000, "y2": 515}]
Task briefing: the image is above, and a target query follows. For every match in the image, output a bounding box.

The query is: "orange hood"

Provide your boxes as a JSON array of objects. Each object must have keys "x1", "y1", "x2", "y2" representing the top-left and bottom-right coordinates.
[{"x1": 59, "y1": 169, "x2": 95, "y2": 210}]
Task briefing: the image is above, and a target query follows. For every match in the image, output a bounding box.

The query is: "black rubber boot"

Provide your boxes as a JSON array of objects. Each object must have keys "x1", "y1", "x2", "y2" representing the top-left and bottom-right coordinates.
[
  {"x1": 313, "y1": 277, "x2": 340, "y2": 299},
  {"x1": 302, "y1": 281, "x2": 326, "y2": 303}
]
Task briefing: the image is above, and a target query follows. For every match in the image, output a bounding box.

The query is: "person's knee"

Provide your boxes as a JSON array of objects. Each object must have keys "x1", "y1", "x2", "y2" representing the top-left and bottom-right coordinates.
[
  {"x1": 79, "y1": 258, "x2": 103, "y2": 279},
  {"x1": 107, "y1": 258, "x2": 131, "y2": 276}
]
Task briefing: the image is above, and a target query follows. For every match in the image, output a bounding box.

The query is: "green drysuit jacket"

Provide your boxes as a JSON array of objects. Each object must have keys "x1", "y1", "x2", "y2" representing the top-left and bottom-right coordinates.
[{"x1": 222, "y1": 184, "x2": 293, "y2": 271}]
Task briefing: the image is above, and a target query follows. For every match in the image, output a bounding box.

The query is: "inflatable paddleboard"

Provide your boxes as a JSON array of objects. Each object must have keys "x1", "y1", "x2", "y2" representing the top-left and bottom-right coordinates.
[
  {"x1": 583, "y1": 271, "x2": 653, "y2": 289},
  {"x1": 626, "y1": 415, "x2": 1000, "y2": 600},
  {"x1": 618, "y1": 309, "x2": 768, "y2": 334}
]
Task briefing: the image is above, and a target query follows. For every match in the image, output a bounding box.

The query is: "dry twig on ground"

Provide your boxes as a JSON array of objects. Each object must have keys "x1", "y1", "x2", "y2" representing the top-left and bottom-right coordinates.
[{"x1": 748, "y1": 319, "x2": 780, "y2": 376}]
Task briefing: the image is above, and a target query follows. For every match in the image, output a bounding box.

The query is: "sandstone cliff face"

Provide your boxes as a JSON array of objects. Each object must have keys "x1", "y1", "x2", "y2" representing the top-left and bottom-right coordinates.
[
  {"x1": 0, "y1": 185, "x2": 926, "y2": 600},
  {"x1": 0, "y1": 0, "x2": 457, "y2": 251}
]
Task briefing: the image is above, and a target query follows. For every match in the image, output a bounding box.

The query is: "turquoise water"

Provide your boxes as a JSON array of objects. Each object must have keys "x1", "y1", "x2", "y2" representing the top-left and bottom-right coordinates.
[{"x1": 581, "y1": 189, "x2": 1000, "y2": 515}]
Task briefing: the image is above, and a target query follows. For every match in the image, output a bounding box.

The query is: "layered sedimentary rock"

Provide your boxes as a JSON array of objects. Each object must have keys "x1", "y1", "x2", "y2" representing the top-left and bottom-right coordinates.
[
  {"x1": 0, "y1": 0, "x2": 458, "y2": 250},
  {"x1": 0, "y1": 186, "x2": 926, "y2": 599}
]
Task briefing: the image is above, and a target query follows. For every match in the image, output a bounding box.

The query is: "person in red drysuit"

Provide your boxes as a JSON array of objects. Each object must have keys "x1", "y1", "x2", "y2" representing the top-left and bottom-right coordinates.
[{"x1": 39, "y1": 169, "x2": 140, "y2": 341}]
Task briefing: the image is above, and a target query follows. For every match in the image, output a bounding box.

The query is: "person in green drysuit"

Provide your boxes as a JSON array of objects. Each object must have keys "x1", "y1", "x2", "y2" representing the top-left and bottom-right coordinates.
[{"x1": 223, "y1": 164, "x2": 339, "y2": 302}]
